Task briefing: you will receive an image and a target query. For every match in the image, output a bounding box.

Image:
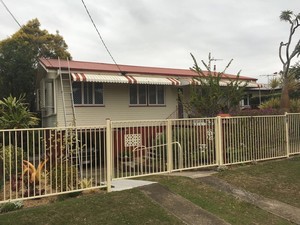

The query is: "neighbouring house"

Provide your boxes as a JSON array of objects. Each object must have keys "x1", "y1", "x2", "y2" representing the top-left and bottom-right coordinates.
[
  {"x1": 36, "y1": 58, "x2": 260, "y2": 127},
  {"x1": 247, "y1": 84, "x2": 282, "y2": 108}
]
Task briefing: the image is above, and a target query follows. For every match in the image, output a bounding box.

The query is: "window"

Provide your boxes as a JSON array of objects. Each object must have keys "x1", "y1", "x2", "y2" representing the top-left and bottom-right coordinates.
[
  {"x1": 130, "y1": 84, "x2": 147, "y2": 105},
  {"x1": 130, "y1": 84, "x2": 165, "y2": 106},
  {"x1": 73, "y1": 82, "x2": 103, "y2": 105}
]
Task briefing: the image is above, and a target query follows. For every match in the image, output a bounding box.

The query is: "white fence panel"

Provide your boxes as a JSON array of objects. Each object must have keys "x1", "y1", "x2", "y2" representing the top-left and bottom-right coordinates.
[
  {"x1": 288, "y1": 113, "x2": 300, "y2": 155},
  {"x1": 171, "y1": 118, "x2": 218, "y2": 171},
  {"x1": 0, "y1": 126, "x2": 107, "y2": 203},
  {"x1": 222, "y1": 116, "x2": 287, "y2": 165},
  {"x1": 111, "y1": 120, "x2": 169, "y2": 179}
]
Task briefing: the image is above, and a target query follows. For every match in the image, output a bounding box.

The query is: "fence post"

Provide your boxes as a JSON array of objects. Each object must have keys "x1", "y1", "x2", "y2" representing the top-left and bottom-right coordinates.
[
  {"x1": 166, "y1": 119, "x2": 173, "y2": 172},
  {"x1": 285, "y1": 112, "x2": 290, "y2": 158},
  {"x1": 106, "y1": 118, "x2": 112, "y2": 192},
  {"x1": 215, "y1": 116, "x2": 223, "y2": 166}
]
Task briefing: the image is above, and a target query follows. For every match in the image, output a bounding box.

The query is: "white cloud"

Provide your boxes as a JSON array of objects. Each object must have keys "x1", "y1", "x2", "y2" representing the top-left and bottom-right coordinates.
[{"x1": 0, "y1": 0, "x2": 299, "y2": 83}]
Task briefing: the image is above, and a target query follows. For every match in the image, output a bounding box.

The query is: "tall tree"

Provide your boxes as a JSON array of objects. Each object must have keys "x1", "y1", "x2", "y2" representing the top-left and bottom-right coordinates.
[
  {"x1": 185, "y1": 53, "x2": 247, "y2": 117},
  {"x1": 0, "y1": 18, "x2": 71, "y2": 109},
  {"x1": 279, "y1": 10, "x2": 300, "y2": 111}
]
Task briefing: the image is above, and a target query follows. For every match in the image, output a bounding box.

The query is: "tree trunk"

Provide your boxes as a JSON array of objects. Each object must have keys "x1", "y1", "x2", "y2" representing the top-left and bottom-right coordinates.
[{"x1": 280, "y1": 81, "x2": 290, "y2": 112}]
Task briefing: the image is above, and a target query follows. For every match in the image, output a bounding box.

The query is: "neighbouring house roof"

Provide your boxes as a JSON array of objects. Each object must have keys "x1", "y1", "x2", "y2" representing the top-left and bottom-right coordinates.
[
  {"x1": 248, "y1": 83, "x2": 281, "y2": 91},
  {"x1": 39, "y1": 58, "x2": 257, "y2": 82}
]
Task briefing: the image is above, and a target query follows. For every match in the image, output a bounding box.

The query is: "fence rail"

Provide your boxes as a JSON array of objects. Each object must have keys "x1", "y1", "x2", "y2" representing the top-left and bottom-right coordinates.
[{"x1": 1, "y1": 114, "x2": 300, "y2": 203}]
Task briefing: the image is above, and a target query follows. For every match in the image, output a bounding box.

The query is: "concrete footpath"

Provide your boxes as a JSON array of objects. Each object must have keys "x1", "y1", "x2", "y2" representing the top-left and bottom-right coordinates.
[
  {"x1": 140, "y1": 183, "x2": 230, "y2": 225},
  {"x1": 111, "y1": 172, "x2": 229, "y2": 225}
]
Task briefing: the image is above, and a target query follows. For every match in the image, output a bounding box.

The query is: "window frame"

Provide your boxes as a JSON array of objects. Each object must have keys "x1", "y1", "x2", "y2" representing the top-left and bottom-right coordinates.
[
  {"x1": 129, "y1": 84, "x2": 165, "y2": 106},
  {"x1": 73, "y1": 82, "x2": 104, "y2": 106}
]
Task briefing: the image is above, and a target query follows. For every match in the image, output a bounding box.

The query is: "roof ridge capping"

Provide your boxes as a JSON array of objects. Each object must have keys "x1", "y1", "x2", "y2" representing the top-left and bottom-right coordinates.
[{"x1": 39, "y1": 58, "x2": 257, "y2": 81}]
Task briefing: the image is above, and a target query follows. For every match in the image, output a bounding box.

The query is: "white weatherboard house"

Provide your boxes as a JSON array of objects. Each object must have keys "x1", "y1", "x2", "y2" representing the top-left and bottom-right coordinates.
[{"x1": 36, "y1": 58, "x2": 259, "y2": 127}]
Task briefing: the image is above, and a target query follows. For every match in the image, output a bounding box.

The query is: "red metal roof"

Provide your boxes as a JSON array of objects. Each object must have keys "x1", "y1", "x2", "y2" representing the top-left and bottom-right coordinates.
[{"x1": 39, "y1": 58, "x2": 257, "y2": 81}]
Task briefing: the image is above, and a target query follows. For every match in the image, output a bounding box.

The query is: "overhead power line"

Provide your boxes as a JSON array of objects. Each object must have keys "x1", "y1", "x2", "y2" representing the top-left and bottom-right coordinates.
[
  {"x1": 80, "y1": 0, "x2": 122, "y2": 73},
  {"x1": 1, "y1": 0, "x2": 120, "y2": 72},
  {"x1": 259, "y1": 73, "x2": 277, "y2": 85},
  {"x1": 0, "y1": 0, "x2": 21, "y2": 28},
  {"x1": 0, "y1": 0, "x2": 56, "y2": 68}
]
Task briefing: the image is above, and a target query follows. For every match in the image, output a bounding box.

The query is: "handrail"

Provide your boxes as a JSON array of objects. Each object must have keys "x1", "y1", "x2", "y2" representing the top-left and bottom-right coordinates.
[{"x1": 131, "y1": 141, "x2": 183, "y2": 169}]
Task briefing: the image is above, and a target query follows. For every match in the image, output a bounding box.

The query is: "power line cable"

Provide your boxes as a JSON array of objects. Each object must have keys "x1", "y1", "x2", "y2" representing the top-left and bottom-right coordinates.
[
  {"x1": 2, "y1": 0, "x2": 122, "y2": 72},
  {"x1": 0, "y1": 0, "x2": 21, "y2": 28},
  {"x1": 0, "y1": 1, "x2": 55, "y2": 67},
  {"x1": 80, "y1": 0, "x2": 122, "y2": 73}
]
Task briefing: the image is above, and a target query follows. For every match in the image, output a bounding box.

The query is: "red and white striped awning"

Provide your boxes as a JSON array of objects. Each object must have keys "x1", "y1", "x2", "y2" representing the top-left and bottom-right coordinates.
[
  {"x1": 125, "y1": 75, "x2": 180, "y2": 85},
  {"x1": 71, "y1": 73, "x2": 180, "y2": 85},
  {"x1": 71, "y1": 73, "x2": 259, "y2": 87},
  {"x1": 71, "y1": 73, "x2": 129, "y2": 83}
]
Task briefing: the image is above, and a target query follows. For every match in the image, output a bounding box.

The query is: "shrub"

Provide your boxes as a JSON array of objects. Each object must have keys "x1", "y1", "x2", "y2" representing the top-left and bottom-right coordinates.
[
  {"x1": 0, "y1": 145, "x2": 23, "y2": 178},
  {"x1": 250, "y1": 93, "x2": 281, "y2": 108},
  {"x1": 232, "y1": 108, "x2": 283, "y2": 116},
  {"x1": 290, "y1": 99, "x2": 300, "y2": 112},
  {"x1": 0, "y1": 201, "x2": 23, "y2": 213},
  {"x1": 259, "y1": 98, "x2": 280, "y2": 109},
  {"x1": 50, "y1": 160, "x2": 78, "y2": 192},
  {"x1": 0, "y1": 95, "x2": 39, "y2": 129},
  {"x1": 80, "y1": 178, "x2": 93, "y2": 189},
  {"x1": 256, "y1": 98, "x2": 300, "y2": 113},
  {"x1": 22, "y1": 159, "x2": 48, "y2": 183}
]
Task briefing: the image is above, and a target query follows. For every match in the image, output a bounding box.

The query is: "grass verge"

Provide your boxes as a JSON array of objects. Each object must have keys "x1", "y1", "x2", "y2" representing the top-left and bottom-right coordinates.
[
  {"x1": 216, "y1": 156, "x2": 300, "y2": 208},
  {"x1": 0, "y1": 189, "x2": 184, "y2": 225},
  {"x1": 142, "y1": 175, "x2": 293, "y2": 225}
]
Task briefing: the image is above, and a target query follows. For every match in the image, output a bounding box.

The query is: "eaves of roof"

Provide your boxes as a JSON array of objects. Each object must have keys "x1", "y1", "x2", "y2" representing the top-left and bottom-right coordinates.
[{"x1": 39, "y1": 58, "x2": 257, "y2": 81}]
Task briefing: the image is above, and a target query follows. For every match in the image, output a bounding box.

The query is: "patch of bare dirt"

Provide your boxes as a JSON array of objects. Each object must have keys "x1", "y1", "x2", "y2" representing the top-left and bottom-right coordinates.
[
  {"x1": 22, "y1": 188, "x2": 105, "y2": 209},
  {"x1": 23, "y1": 196, "x2": 58, "y2": 208}
]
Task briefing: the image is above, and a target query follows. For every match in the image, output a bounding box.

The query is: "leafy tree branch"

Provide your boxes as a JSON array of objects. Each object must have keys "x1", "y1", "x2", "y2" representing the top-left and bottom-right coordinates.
[
  {"x1": 184, "y1": 53, "x2": 247, "y2": 117},
  {"x1": 0, "y1": 18, "x2": 71, "y2": 109}
]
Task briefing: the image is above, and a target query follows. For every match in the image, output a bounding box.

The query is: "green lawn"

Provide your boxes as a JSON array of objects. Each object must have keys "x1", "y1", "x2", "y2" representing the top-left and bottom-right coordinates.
[
  {"x1": 0, "y1": 190, "x2": 184, "y2": 225},
  {"x1": 216, "y1": 156, "x2": 300, "y2": 208}
]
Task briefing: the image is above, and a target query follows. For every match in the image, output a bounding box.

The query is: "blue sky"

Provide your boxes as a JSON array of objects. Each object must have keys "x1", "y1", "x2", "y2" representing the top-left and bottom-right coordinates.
[{"x1": 1, "y1": 0, "x2": 299, "y2": 83}]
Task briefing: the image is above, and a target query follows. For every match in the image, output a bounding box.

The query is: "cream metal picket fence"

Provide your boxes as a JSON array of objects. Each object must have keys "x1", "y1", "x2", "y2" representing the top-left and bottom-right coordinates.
[{"x1": 1, "y1": 113, "x2": 300, "y2": 203}]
